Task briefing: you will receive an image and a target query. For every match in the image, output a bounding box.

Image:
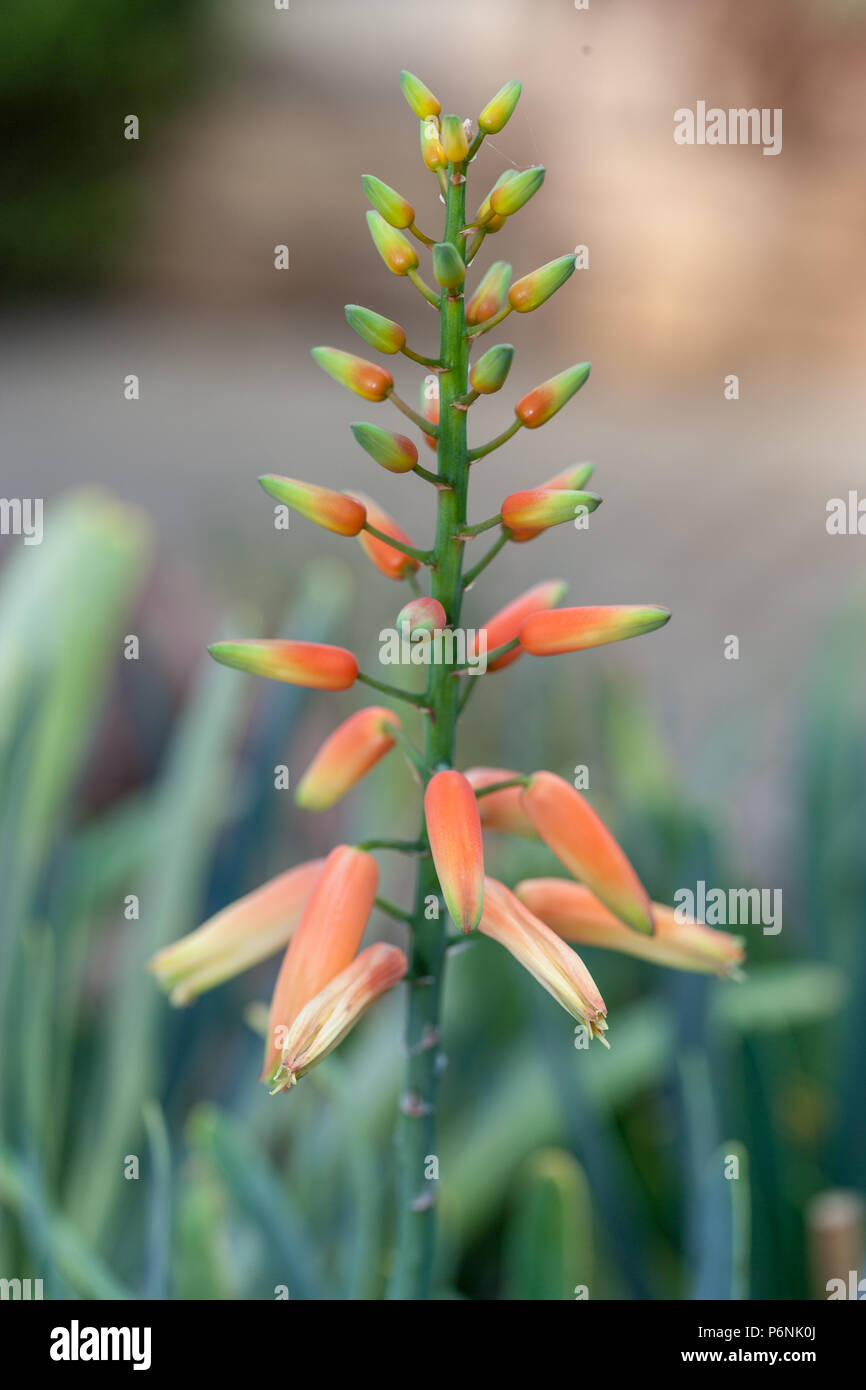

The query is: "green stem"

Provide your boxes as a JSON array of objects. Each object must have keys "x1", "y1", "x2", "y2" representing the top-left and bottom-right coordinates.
[
  {"x1": 466, "y1": 302, "x2": 513, "y2": 337},
  {"x1": 462, "y1": 530, "x2": 510, "y2": 587},
  {"x1": 473, "y1": 775, "x2": 529, "y2": 799},
  {"x1": 388, "y1": 159, "x2": 470, "y2": 1302},
  {"x1": 389, "y1": 390, "x2": 439, "y2": 439},
  {"x1": 356, "y1": 671, "x2": 426, "y2": 706},
  {"x1": 362, "y1": 521, "x2": 433, "y2": 565},
  {"x1": 407, "y1": 268, "x2": 442, "y2": 309},
  {"x1": 467, "y1": 418, "x2": 522, "y2": 462},
  {"x1": 459, "y1": 513, "x2": 502, "y2": 538},
  {"x1": 401, "y1": 345, "x2": 441, "y2": 368}
]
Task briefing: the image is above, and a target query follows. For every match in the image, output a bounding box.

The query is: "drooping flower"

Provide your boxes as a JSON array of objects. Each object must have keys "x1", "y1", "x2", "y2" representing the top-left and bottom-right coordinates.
[
  {"x1": 311, "y1": 346, "x2": 393, "y2": 400},
  {"x1": 464, "y1": 767, "x2": 535, "y2": 837},
  {"x1": 347, "y1": 491, "x2": 421, "y2": 580},
  {"x1": 424, "y1": 769, "x2": 485, "y2": 932},
  {"x1": 515, "y1": 362, "x2": 591, "y2": 428},
  {"x1": 270, "y1": 943, "x2": 407, "y2": 1092},
  {"x1": 350, "y1": 421, "x2": 418, "y2": 474},
  {"x1": 480, "y1": 877, "x2": 608, "y2": 1043},
  {"x1": 149, "y1": 859, "x2": 325, "y2": 1005},
  {"x1": 519, "y1": 604, "x2": 671, "y2": 656},
  {"x1": 474, "y1": 579, "x2": 567, "y2": 671},
  {"x1": 521, "y1": 771, "x2": 654, "y2": 935},
  {"x1": 208, "y1": 639, "x2": 358, "y2": 690},
  {"x1": 258, "y1": 476, "x2": 366, "y2": 536},
  {"x1": 295, "y1": 707, "x2": 401, "y2": 812},
  {"x1": 263, "y1": 845, "x2": 378, "y2": 1083},
  {"x1": 516, "y1": 879, "x2": 745, "y2": 978}
]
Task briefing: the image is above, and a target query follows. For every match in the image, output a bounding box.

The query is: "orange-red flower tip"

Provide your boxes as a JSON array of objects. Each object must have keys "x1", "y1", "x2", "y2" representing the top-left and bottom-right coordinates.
[
  {"x1": 295, "y1": 707, "x2": 401, "y2": 812},
  {"x1": 424, "y1": 769, "x2": 485, "y2": 932},
  {"x1": 515, "y1": 362, "x2": 591, "y2": 428},
  {"x1": 465, "y1": 260, "x2": 512, "y2": 326},
  {"x1": 480, "y1": 877, "x2": 608, "y2": 1042},
  {"x1": 208, "y1": 639, "x2": 358, "y2": 691},
  {"x1": 521, "y1": 772, "x2": 654, "y2": 935},
  {"x1": 519, "y1": 604, "x2": 671, "y2": 656},
  {"x1": 258, "y1": 476, "x2": 366, "y2": 537},
  {"x1": 350, "y1": 421, "x2": 418, "y2": 473}
]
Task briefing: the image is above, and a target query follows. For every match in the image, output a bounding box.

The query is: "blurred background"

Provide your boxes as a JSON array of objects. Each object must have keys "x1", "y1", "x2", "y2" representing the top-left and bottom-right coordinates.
[{"x1": 1, "y1": 0, "x2": 865, "y2": 1300}]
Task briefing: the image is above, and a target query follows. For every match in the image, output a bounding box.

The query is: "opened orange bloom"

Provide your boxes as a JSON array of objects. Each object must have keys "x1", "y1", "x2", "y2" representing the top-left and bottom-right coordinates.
[
  {"x1": 520, "y1": 604, "x2": 671, "y2": 656},
  {"x1": 149, "y1": 858, "x2": 325, "y2": 1005},
  {"x1": 347, "y1": 492, "x2": 421, "y2": 580},
  {"x1": 516, "y1": 878, "x2": 745, "y2": 978},
  {"x1": 480, "y1": 877, "x2": 608, "y2": 1043},
  {"x1": 424, "y1": 769, "x2": 484, "y2": 932},
  {"x1": 464, "y1": 767, "x2": 535, "y2": 837},
  {"x1": 521, "y1": 771, "x2": 654, "y2": 935},
  {"x1": 263, "y1": 845, "x2": 378, "y2": 1083},
  {"x1": 475, "y1": 580, "x2": 567, "y2": 671},
  {"x1": 209, "y1": 639, "x2": 358, "y2": 690},
  {"x1": 270, "y1": 943, "x2": 407, "y2": 1092},
  {"x1": 295, "y1": 707, "x2": 400, "y2": 812}
]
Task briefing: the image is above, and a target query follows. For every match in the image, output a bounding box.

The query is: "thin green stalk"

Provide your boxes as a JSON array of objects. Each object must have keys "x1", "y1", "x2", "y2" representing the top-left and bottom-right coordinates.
[
  {"x1": 388, "y1": 160, "x2": 470, "y2": 1302},
  {"x1": 467, "y1": 418, "x2": 521, "y2": 461},
  {"x1": 463, "y1": 530, "x2": 510, "y2": 587}
]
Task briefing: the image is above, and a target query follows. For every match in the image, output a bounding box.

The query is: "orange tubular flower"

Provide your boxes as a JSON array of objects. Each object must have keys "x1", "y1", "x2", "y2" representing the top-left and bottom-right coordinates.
[
  {"x1": 424, "y1": 769, "x2": 485, "y2": 932},
  {"x1": 476, "y1": 579, "x2": 567, "y2": 671},
  {"x1": 515, "y1": 362, "x2": 591, "y2": 428},
  {"x1": 148, "y1": 859, "x2": 325, "y2": 1005},
  {"x1": 311, "y1": 346, "x2": 394, "y2": 401},
  {"x1": 270, "y1": 943, "x2": 408, "y2": 1092},
  {"x1": 464, "y1": 767, "x2": 535, "y2": 837},
  {"x1": 516, "y1": 879, "x2": 745, "y2": 978},
  {"x1": 295, "y1": 707, "x2": 400, "y2": 812},
  {"x1": 509, "y1": 463, "x2": 595, "y2": 540},
  {"x1": 263, "y1": 845, "x2": 379, "y2": 1083},
  {"x1": 519, "y1": 604, "x2": 671, "y2": 656},
  {"x1": 347, "y1": 492, "x2": 421, "y2": 580},
  {"x1": 501, "y1": 488, "x2": 600, "y2": 538},
  {"x1": 521, "y1": 771, "x2": 654, "y2": 935},
  {"x1": 480, "y1": 877, "x2": 608, "y2": 1043},
  {"x1": 258, "y1": 476, "x2": 366, "y2": 537},
  {"x1": 208, "y1": 639, "x2": 358, "y2": 690}
]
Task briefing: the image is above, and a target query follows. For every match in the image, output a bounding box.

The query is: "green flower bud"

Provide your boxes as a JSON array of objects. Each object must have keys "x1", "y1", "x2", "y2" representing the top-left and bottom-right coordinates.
[
  {"x1": 469, "y1": 344, "x2": 515, "y2": 394},
  {"x1": 478, "y1": 80, "x2": 522, "y2": 134},
  {"x1": 366, "y1": 211, "x2": 419, "y2": 275},
  {"x1": 475, "y1": 170, "x2": 520, "y2": 227},
  {"x1": 345, "y1": 304, "x2": 406, "y2": 355},
  {"x1": 440, "y1": 114, "x2": 469, "y2": 163},
  {"x1": 465, "y1": 260, "x2": 512, "y2": 325},
  {"x1": 361, "y1": 174, "x2": 415, "y2": 230},
  {"x1": 509, "y1": 254, "x2": 576, "y2": 313},
  {"x1": 420, "y1": 118, "x2": 446, "y2": 170},
  {"x1": 432, "y1": 241, "x2": 466, "y2": 291},
  {"x1": 400, "y1": 70, "x2": 441, "y2": 120},
  {"x1": 515, "y1": 362, "x2": 591, "y2": 429},
  {"x1": 490, "y1": 165, "x2": 545, "y2": 217},
  {"x1": 350, "y1": 422, "x2": 418, "y2": 474}
]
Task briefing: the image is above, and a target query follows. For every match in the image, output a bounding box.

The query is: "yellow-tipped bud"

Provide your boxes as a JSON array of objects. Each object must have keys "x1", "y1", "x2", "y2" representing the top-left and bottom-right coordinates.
[
  {"x1": 440, "y1": 114, "x2": 469, "y2": 163},
  {"x1": 361, "y1": 174, "x2": 415, "y2": 230},
  {"x1": 400, "y1": 70, "x2": 441, "y2": 120},
  {"x1": 478, "y1": 80, "x2": 522, "y2": 134},
  {"x1": 366, "y1": 211, "x2": 419, "y2": 276}
]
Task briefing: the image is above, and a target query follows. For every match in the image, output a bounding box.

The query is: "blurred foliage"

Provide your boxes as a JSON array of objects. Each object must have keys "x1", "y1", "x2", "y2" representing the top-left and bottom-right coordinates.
[
  {"x1": 0, "y1": 489, "x2": 862, "y2": 1299},
  {"x1": 0, "y1": 0, "x2": 208, "y2": 295}
]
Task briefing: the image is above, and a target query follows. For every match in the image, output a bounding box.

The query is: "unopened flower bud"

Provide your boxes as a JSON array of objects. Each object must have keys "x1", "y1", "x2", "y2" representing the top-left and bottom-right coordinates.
[
  {"x1": 465, "y1": 260, "x2": 512, "y2": 326},
  {"x1": 501, "y1": 488, "x2": 600, "y2": 534},
  {"x1": 490, "y1": 165, "x2": 545, "y2": 217},
  {"x1": 432, "y1": 241, "x2": 466, "y2": 291},
  {"x1": 508, "y1": 462, "x2": 596, "y2": 540},
  {"x1": 475, "y1": 170, "x2": 520, "y2": 227},
  {"x1": 509, "y1": 254, "x2": 576, "y2": 313},
  {"x1": 421, "y1": 372, "x2": 439, "y2": 450},
  {"x1": 420, "y1": 118, "x2": 447, "y2": 171},
  {"x1": 350, "y1": 421, "x2": 418, "y2": 473},
  {"x1": 469, "y1": 343, "x2": 514, "y2": 394},
  {"x1": 209, "y1": 640, "x2": 358, "y2": 691},
  {"x1": 397, "y1": 596, "x2": 447, "y2": 637},
  {"x1": 440, "y1": 114, "x2": 469, "y2": 163},
  {"x1": 400, "y1": 70, "x2": 441, "y2": 120},
  {"x1": 296, "y1": 707, "x2": 400, "y2": 811},
  {"x1": 361, "y1": 173, "x2": 415, "y2": 229},
  {"x1": 515, "y1": 362, "x2": 591, "y2": 428},
  {"x1": 347, "y1": 491, "x2": 421, "y2": 580},
  {"x1": 258, "y1": 475, "x2": 366, "y2": 536},
  {"x1": 478, "y1": 80, "x2": 522, "y2": 134},
  {"x1": 311, "y1": 345, "x2": 393, "y2": 401},
  {"x1": 366, "y1": 210, "x2": 419, "y2": 276},
  {"x1": 345, "y1": 304, "x2": 406, "y2": 355},
  {"x1": 464, "y1": 767, "x2": 536, "y2": 837},
  {"x1": 519, "y1": 604, "x2": 671, "y2": 657},
  {"x1": 425, "y1": 770, "x2": 485, "y2": 932},
  {"x1": 475, "y1": 580, "x2": 567, "y2": 671}
]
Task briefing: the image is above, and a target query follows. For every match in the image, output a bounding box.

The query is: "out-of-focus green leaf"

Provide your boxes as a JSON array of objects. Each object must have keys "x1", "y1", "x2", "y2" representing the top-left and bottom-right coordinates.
[
  {"x1": 691, "y1": 1141, "x2": 750, "y2": 1300},
  {"x1": 503, "y1": 1148, "x2": 593, "y2": 1300},
  {"x1": 714, "y1": 964, "x2": 846, "y2": 1034}
]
